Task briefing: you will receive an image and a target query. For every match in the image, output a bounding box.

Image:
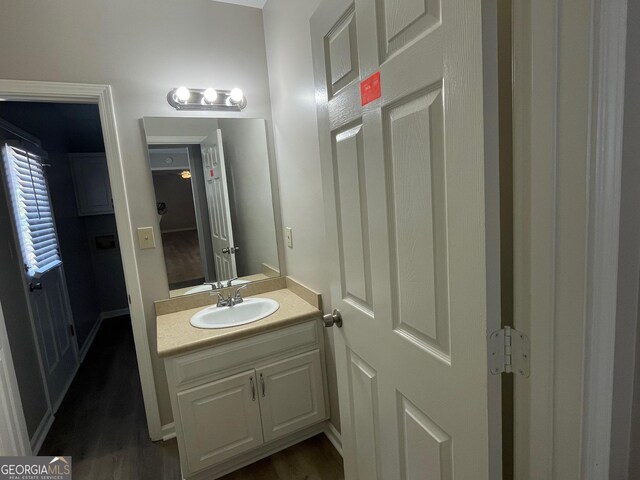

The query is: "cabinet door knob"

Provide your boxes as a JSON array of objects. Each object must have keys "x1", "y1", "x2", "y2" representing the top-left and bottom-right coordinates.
[
  {"x1": 249, "y1": 376, "x2": 256, "y2": 401},
  {"x1": 322, "y1": 309, "x2": 343, "y2": 328}
]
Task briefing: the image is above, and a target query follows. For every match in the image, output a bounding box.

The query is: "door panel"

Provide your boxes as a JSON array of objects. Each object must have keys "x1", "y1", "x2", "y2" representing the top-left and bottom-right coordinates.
[
  {"x1": 347, "y1": 350, "x2": 380, "y2": 480},
  {"x1": 326, "y1": 6, "x2": 360, "y2": 98},
  {"x1": 28, "y1": 260, "x2": 77, "y2": 410},
  {"x1": 398, "y1": 393, "x2": 452, "y2": 480},
  {"x1": 257, "y1": 350, "x2": 326, "y2": 443},
  {"x1": 312, "y1": 0, "x2": 500, "y2": 478},
  {"x1": 376, "y1": 0, "x2": 441, "y2": 62},
  {"x1": 333, "y1": 123, "x2": 373, "y2": 311},
  {"x1": 177, "y1": 370, "x2": 262, "y2": 473},
  {"x1": 384, "y1": 87, "x2": 449, "y2": 360}
]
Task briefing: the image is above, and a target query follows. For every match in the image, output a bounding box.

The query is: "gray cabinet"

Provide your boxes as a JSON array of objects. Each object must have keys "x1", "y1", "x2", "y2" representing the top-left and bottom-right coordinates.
[{"x1": 70, "y1": 153, "x2": 113, "y2": 216}]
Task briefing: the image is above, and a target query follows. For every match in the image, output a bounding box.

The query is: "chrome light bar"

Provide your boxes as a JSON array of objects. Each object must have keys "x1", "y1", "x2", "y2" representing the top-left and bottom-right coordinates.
[{"x1": 166, "y1": 87, "x2": 247, "y2": 111}]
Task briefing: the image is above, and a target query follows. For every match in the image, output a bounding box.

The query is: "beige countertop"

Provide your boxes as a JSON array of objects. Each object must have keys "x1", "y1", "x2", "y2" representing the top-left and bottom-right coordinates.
[{"x1": 157, "y1": 288, "x2": 321, "y2": 358}]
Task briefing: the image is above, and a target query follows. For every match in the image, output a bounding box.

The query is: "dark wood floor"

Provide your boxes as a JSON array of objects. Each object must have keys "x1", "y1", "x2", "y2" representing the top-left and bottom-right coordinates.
[{"x1": 40, "y1": 316, "x2": 344, "y2": 480}]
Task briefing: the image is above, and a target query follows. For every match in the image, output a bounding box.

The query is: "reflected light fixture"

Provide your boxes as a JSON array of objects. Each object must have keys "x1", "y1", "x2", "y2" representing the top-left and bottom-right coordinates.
[
  {"x1": 180, "y1": 170, "x2": 192, "y2": 180},
  {"x1": 167, "y1": 86, "x2": 247, "y2": 111}
]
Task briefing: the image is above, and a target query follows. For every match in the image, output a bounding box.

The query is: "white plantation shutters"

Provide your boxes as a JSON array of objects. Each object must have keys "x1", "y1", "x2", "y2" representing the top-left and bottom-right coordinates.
[{"x1": 2, "y1": 143, "x2": 61, "y2": 277}]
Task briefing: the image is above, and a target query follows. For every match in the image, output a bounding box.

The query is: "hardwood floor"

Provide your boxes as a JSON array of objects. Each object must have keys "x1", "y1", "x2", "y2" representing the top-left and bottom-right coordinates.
[{"x1": 40, "y1": 316, "x2": 344, "y2": 480}]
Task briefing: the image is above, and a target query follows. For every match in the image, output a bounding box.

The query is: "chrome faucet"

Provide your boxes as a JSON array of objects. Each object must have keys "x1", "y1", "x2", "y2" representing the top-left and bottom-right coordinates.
[
  {"x1": 204, "y1": 281, "x2": 223, "y2": 290},
  {"x1": 229, "y1": 284, "x2": 248, "y2": 306},
  {"x1": 212, "y1": 291, "x2": 229, "y2": 307},
  {"x1": 226, "y1": 277, "x2": 238, "y2": 287},
  {"x1": 211, "y1": 284, "x2": 248, "y2": 307}
]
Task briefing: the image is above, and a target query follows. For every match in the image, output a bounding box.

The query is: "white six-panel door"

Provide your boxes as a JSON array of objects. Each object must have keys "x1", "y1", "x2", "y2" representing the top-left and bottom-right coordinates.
[
  {"x1": 311, "y1": 0, "x2": 501, "y2": 478},
  {"x1": 201, "y1": 130, "x2": 237, "y2": 282}
]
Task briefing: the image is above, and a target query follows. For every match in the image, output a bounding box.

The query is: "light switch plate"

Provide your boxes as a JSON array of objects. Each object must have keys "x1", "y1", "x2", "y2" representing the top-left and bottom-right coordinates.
[
  {"x1": 137, "y1": 227, "x2": 156, "y2": 249},
  {"x1": 285, "y1": 227, "x2": 293, "y2": 248}
]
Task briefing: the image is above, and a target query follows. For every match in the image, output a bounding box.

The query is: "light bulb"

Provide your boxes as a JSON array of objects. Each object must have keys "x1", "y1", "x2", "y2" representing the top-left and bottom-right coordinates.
[
  {"x1": 175, "y1": 86, "x2": 190, "y2": 103},
  {"x1": 180, "y1": 170, "x2": 192, "y2": 180},
  {"x1": 229, "y1": 88, "x2": 244, "y2": 104},
  {"x1": 203, "y1": 88, "x2": 218, "y2": 103}
]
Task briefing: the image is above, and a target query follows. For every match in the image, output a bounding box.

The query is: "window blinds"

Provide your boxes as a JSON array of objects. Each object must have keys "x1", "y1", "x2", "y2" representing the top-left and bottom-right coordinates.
[{"x1": 2, "y1": 144, "x2": 61, "y2": 277}]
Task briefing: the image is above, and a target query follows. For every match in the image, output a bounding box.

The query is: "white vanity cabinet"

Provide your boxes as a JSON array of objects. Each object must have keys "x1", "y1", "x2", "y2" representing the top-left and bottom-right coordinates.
[
  {"x1": 164, "y1": 319, "x2": 329, "y2": 479},
  {"x1": 69, "y1": 153, "x2": 114, "y2": 216}
]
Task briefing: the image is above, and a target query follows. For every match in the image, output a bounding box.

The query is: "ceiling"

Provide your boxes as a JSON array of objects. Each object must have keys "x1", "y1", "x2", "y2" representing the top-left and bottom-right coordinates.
[{"x1": 212, "y1": 0, "x2": 267, "y2": 8}]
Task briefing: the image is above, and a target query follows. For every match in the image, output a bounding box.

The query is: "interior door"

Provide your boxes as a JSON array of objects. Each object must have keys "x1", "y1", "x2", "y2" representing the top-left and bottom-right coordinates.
[
  {"x1": 311, "y1": 1, "x2": 501, "y2": 479},
  {"x1": 2, "y1": 142, "x2": 78, "y2": 412},
  {"x1": 201, "y1": 129, "x2": 237, "y2": 281}
]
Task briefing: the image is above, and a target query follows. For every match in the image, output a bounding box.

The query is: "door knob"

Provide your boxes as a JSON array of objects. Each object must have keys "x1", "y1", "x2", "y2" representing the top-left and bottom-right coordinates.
[
  {"x1": 322, "y1": 309, "x2": 343, "y2": 328},
  {"x1": 222, "y1": 247, "x2": 230, "y2": 254},
  {"x1": 29, "y1": 282, "x2": 42, "y2": 292}
]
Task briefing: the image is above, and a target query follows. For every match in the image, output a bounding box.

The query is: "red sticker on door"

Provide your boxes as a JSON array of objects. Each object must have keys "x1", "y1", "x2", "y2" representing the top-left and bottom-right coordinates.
[{"x1": 360, "y1": 72, "x2": 381, "y2": 106}]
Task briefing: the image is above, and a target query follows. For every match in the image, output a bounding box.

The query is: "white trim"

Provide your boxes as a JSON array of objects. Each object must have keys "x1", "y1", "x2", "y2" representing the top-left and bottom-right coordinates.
[
  {"x1": 0, "y1": 79, "x2": 163, "y2": 441},
  {"x1": 581, "y1": 0, "x2": 628, "y2": 478},
  {"x1": 0, "y1": 303, "x2": 31, "y2": 455},
  {"x1": 323, "y1": 421, "x2": 342, "y2": 457},
  {"x1": 512, "y1": 1, "x2": 559, "y2": 478},
  {"x1": 29, "y1": 410, "x2": 54, "y2": 455},
  {"x1": 159, "y1": 227, "x2": 198, "y2": 234},
  {"x1": 51, "y1": 363, "x2": 79, "y2": 413},
  {"x1": 78, "y1": 315, "x2": 104, "y2": 363},
  {"x1": 161, "y1": 422, "x2": 176, "y2": 441},
  {"x1": 146, "y1": 135, "x2": 208, "y2": 145},
  {"x1": 79, "y1": 309, "x2": 130, "y2": 363}
]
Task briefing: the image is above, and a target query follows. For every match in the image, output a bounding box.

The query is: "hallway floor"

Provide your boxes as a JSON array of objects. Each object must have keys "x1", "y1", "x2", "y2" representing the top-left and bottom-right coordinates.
[{"x1": 40, "y1": 316, "x2": 344, "y2": 480}]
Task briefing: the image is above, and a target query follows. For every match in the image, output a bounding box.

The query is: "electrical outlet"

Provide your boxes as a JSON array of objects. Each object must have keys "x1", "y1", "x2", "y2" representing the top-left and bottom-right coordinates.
[
  {"x1": 285, "y1": 227, "x2": 293, "y2": 248},
  {"x1": 137, "y1": 227, "x2": 156, "y2": 249}
]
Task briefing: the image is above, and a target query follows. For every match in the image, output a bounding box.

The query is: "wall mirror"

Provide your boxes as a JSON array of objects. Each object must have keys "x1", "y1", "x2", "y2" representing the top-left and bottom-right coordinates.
[{"x1": 143, "y1": 117, "x2": 280, "y2": 297}]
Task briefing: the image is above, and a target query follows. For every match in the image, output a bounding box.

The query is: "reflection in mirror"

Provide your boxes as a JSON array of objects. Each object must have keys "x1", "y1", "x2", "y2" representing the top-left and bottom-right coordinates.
[{"x1": 143, "y1": 117, "x2": 280, "y2": 297}]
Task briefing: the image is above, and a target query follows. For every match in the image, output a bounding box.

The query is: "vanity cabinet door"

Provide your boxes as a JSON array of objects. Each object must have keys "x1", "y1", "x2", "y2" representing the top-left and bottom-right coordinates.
[
  {"x1": 257, "y1": 349, "x2": 326, "y2": 442},
  {"x1": 176, "y1": 369, "x2": 263, "y2": 473}
]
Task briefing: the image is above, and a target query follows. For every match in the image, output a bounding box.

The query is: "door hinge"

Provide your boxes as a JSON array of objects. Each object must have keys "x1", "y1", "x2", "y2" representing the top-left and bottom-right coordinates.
[
  {"x1": 69, "y1": 324, "x2": 75, "y2": 337},
  {"x1": 488, "y1": 326, "x2": 530, "y2": 377}
]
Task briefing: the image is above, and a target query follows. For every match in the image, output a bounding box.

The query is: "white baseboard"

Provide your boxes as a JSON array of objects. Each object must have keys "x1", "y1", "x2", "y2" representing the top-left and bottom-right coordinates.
[
  {"x1": 324, "y1": 421, "x2": 342, "y2": 457},
  {"x1": 30, "y1": 410, "x2": 54, "y2": 455},
  {"x1": 160, "y1": 422, "x2": 176, "y2": 441},
  {"x1": 99, "y1": 307, "x2": 130, "y2": 320},
  {"x1": 78, "y1": 315, "x2": 104, "y2": 363}
]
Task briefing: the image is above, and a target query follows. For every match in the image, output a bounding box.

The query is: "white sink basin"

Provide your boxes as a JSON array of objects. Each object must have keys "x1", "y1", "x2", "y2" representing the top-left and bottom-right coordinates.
[{"x1": 190, "y1": 298, "x2": 280, "y2": 329}]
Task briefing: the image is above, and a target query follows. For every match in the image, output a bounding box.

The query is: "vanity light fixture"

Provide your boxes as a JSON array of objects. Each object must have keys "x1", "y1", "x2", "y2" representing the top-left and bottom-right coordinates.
[{"x1": 167, "y1": 87, "x2": 247, "y2": 111}]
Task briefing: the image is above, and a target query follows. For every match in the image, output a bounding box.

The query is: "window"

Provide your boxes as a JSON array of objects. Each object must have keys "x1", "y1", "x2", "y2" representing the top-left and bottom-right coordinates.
[{"x1": 2, "y1": 143, "x2": 61, "y2": 277}]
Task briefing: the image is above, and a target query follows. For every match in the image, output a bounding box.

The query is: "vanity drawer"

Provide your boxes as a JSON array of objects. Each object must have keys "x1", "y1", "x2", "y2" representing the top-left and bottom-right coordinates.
[{"x1": 168, "y1": 320, "x2": 320, "y2": 388}]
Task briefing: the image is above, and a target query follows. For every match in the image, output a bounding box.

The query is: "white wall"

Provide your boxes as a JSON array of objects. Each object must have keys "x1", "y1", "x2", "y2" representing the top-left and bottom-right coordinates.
[
  {"x1": 0, "y1": 0, "x2": 273, "y2": 426},
  {"x1": 263, "y1": 0, "x2": 340, "y2": 431},
  {"x1": 218, "y1": 119, "x2": 279, "y2": 276}
]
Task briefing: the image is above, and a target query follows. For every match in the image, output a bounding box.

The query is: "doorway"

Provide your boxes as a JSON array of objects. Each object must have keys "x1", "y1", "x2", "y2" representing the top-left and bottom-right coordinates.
[{"x1": 0, "y1": 102, "x2": 131, "y2": 453}]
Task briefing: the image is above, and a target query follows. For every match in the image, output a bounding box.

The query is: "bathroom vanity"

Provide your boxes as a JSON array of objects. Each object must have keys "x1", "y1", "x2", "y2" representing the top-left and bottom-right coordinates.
[{"x1": 156, "y1": 281, "x2": 329, "y2": 479}]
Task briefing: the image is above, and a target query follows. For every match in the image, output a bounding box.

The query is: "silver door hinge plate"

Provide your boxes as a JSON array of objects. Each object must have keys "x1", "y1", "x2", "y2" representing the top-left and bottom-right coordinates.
[{"x1": 489, "y1": 326, "x2": 530, "y2": 377}]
